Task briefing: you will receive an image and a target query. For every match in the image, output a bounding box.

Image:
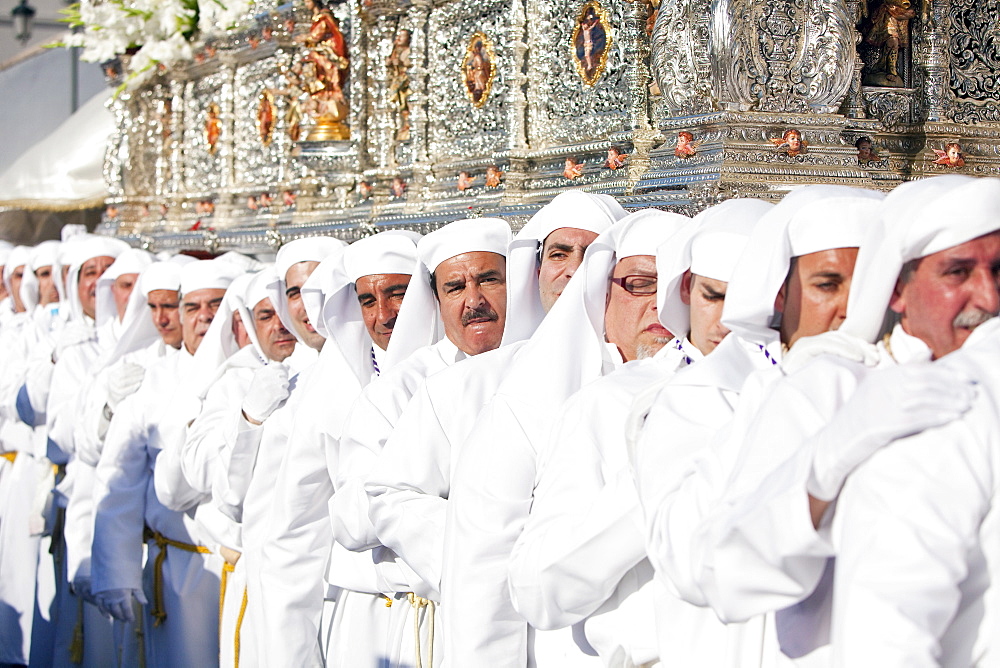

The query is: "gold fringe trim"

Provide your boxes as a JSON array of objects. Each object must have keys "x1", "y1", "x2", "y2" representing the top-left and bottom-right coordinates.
[{"x1": 0, "y1": 197, "x2": 106, "y2": 212}]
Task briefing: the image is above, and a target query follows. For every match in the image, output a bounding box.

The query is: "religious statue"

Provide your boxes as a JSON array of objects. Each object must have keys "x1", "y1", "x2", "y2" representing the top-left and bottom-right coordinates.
[
  {"x1": 257, "y1": 90, "x2": 276, "y2": 145},
  {"x1": 572, "y1": 1, "x2": 611, "y2": 86},
  {"x1": 386, "y1": 29, "x2": 412, "y2": 141},
  {"x1": 485, "y1": 165, "x2": 504, "y2": 188},
  {"x1": 391, "y1": 177, "x2": 407, "y2": 198},
  {"x1": 563, "y1": 157, "x2": 585, "y2": 180},
  {"x1": 933, "y1": 142, "x2": 965, "y2": 167},
  {"x1": 457, "y1": 171, "x2": 476, "y2": 191},
  {"x1": 259, "y1": 192, "x2": 274, "y2": 209},
  {"x1": 674, "y1": 131, "x2": 698, "y2": 158},
  {"x1": 463, "y1": 33, "x2": 495, "y2": 107},
  {"x1": 856, "y1": 137, "x2": 880, "y2": 164},
  {"x1": 771, "y1": 129, "x2": 807, "y2": 157},
  {"x1": 294, "y1": 0, "x2": 350, "y2": 141},
  {"x1": 605, "y1": 146, "x2": 628, "y2": 170},
  {"x1": 861, "y1": 0, "x2": 917, "y2": 87},
  {"x1": 205, "y1": 103, "x2": 221, "y2": 154}
]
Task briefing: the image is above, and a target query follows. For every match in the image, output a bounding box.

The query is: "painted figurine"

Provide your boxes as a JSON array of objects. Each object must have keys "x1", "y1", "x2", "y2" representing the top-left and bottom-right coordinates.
[
  {"x1": 563, "y1": 157, "x2": 585, "y2": 180},
  {"x1": 605, "y1": 146, "x2": 628, "y2": 170},
  {"x1": 391, "y1": 177, "x2": 407, "y2": 198},
  {"x1": 457, "y1": 171, "x2": 476, "y2": 191},
  {"x1": 933, "y1": 142, "x2": 965, "y2": 168},
  {"x1": 485, "y1": 165, "x2": 504, "y2": 188},
  {"x1": 771, "y1": 129, "x2": 807, "y2": 157},
  {"x1": 674, "y1": 131, "x2": 698, "y2": 158}
]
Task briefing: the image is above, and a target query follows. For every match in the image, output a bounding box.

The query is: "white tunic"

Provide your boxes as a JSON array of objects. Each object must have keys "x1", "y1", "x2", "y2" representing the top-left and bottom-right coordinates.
[
  {"x1": 831, "y1": 326, "x2": 1000, "y2": 666},
  {"x1": 508, "y1": 342, "x2": 696, "y2": 665},
  {"x1": 91, "y1": 346, "x2": 223, "y2": 668}
]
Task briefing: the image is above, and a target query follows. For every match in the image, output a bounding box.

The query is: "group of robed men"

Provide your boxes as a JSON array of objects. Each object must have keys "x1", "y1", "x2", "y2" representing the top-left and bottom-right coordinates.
[{"x1": 0, "y1": 175, "x2": 999, "y2": 668}]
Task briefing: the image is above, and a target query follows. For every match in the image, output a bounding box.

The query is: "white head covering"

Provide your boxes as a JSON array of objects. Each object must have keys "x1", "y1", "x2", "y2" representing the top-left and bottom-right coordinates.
[
  {"x1": 180, "y1": 259, "x2": 244, "y2": 296},
  {"x1": 181, "y1": 260, "x2": 246, "y2": 393},
  {"x1": 496, "y1": 208, "x2": 690, "y2": 407},
  {"x1": 302, "y1": 230, "x2": 420, "y2": 384},
  {"x1": 839, "y1": 175, "x2": 1000, "y2": 342},
  {"x1": 657, "y1": 199, "x2": 773, "y2": 339},
  {"x1": 266, "y1": 236, "x2": 347, "y2": 341},
  {"x1": 60, "y1": 224, "x2": 87, "y2": 242},
  {"x1": 3, "y1": 246, "x2": 31, "y2": 305},
  {"x1": 94, "y1": 248, "x2": 155, "y2": 329},
  {"x1": 216, "y1": 251, "x2": 265, "y2": 272},
  {"x1": 384, "y1": 218, "x2": 512, "y2": 367},
  {"x1": 62, "y1": 235, "x2": 130, "y2": 322},
  {"x1": 18, "y1": 240, "x2": 61, "y2": 312},
  {"x1": 721, "y1": 185, "x2": 884, "y2": 346},
  {"x1": 93, "y1": 260, "x2": 185, "y2": 372},
  {"x1": 503, "y1": 190, "x2": 628, "y2": 345}
]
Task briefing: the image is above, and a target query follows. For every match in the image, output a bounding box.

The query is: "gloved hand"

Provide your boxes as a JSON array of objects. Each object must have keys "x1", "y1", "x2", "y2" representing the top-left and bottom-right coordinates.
[
  {"x1": 241, "y1": 363, "x2": 290, "y2": 424},
  {"x1": 71, "y1": 577, "x2": 96, "y2": 605},
  {"x1": 96, "y1": 588, "x2": 147, "y2": 623},
  {"x1": 782, "y1": 330, "x2": 880, "y2": 375},
  {"x1": 107, "y1": 362, "x2": 146, "y2": 411},
  {"x1": 807, "y1": 361, "x2": 977, "y2": 501}
]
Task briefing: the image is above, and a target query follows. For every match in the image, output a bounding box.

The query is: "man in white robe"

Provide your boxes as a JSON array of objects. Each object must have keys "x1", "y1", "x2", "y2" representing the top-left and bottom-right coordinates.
[
  {"x1": 679, "y1": 176, "x2": 1000, "y2": 662},
  {"x1": 354, "y1": 192, "x2": 626, "y2": 659},
  {"x1": 441, "y1": 209, "x2": 689, "y2": 666},
  {"x1": 90, "y1": 259, "x2": 241, "y2": 668},
  {"x1": 255, "y1": 231, "x2": 420, "y2": 668},
  {"x1": 829, "y1": 317, "x2": 1000, "y2": 666},
  {"x1": 330, "y1": 218, "x2": 511, "y2": 667},
  {"x1": 626, "y1": 185, "x2": 887, "y2": 667},
  {"x1": 507, "y1": 198, "x2": 770, "y2": 666}
]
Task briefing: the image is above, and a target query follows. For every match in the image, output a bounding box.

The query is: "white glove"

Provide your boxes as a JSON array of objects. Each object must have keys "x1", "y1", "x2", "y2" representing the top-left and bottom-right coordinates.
[
  {"x1": 807, "y1": 362, "x2": 977, "y2": 501},
  {"x1": 782, "y1": 330, "x2": 880, "y2": 375},
  {"x1": 241, "y1": 364, "x2": 290, "y2": 424},
  {"x1": 96, "y1": 588, "x2": 147, "y2": 623},
  {"x1": 71, "y1": 577, "x2": 97, "y2": 605},
  {"x1": 107, "y1": 362, "x2": 146, "y2": 411}
]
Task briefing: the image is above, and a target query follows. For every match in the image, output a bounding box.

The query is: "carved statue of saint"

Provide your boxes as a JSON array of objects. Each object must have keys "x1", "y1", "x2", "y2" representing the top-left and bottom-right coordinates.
[
  {"x1": 386, "y1": 29, "x2": 412, "y2": 141},
  {"x1": 862, "y1": 0, "x2": 917, "y2": 87},
  {"x1": 295, "y1": 0, "x2": 350, "y2": 140}
]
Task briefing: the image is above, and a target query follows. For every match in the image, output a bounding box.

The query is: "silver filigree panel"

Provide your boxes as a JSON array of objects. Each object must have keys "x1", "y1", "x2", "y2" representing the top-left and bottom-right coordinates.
[
  {"x1": 426, "y1": 0, "x2": 509, "y2": 159},
  {"x1": 949, "y1": 0, "x2": 1000, "y2": 102},
  {"x1": 234, "y1": 57, "x2": 287, "y2": 188},
  {"x1": 525, "y1": 0, "x2": 630, "y2": 148},
  {"x1": 124, "y1": 86, "x2": 169, "y2": 197},
  {"x1": 183, "y1": 71, "x2": 227, "y2": 193}
]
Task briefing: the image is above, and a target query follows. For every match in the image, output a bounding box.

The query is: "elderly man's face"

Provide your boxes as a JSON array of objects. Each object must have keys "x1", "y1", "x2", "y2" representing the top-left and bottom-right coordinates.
[
  {"x1": 537, "y1": 227, "x2": 600, "y2": 312},
  {"x1": 180, "y1": 288, "x2": 226, "y2": 354},
  {"x1": 356, "y1": 273, "x2": 411, "y2": 351},
  {"x1": 36, "y1": 265, "x2": 59, "y2": 306},
  {"x1": 777, "y1": 247, "x2": 858, "y2": 349},
  {"x1": 285, "y1": 260, "x2": 324, "y2": 351},
  {"x1": 681, "y1": 272, "x2": 730, "y2": 356},
  {"x1": 78, "y1": 256, "x2": 115, "y2": 319},
  {"x1": 435, "y1": 251, "x2": 507, "y2": 356},
  {"x1": 112, "y1": 273, "x2": 139, "y2": 321},
  {"x1": 605, "y1": 254, "x2": 671, "y2": 362},
  {"x1": 253, "y1": 297, "x2": 297, "y2": 362},
  {"x1": 10, "y1": 265, "x2": 25, "y2": 313},
  {"x1": 890, "y1": 231, "x2": 1000, "y2": 359},
  {"x1": 147, "y1": 289, "x2": 182, "y2": 349}
]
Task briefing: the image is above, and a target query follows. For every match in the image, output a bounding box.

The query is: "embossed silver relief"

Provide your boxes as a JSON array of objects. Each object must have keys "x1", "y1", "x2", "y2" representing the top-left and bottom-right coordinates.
[{"x1": 651, "y1": 0, "x2": 854, "y2": 114}]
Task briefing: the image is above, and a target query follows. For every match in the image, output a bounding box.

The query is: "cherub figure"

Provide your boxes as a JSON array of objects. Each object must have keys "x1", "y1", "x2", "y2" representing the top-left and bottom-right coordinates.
[
  {"x1": 856, "y1": 137, "x2": 880, "y2": 164},
  {"x1": 485, "y1": 165, "x2": 504, "y2": 188},
  {"x1": 457, "y1": 171, "x2": 476, "y2": 191},
  {"x1": 563, "y1": 158, "x2": 585, "y2": 180},
  {"x1": 933, "y1": 142, "x2": 965, "y2": 168},
  {"x1": 391, "y1": 177, "x2": 407, "y2": 198},
  {"x1": 771, "y1": 129, "x2": 808, "y2": 157},
  {"x1": 674, "y1": 131, "x2": 699, "y2": 158},
  {"x1": 605, "y1": 146, "x2": 628, "y2": 170}
]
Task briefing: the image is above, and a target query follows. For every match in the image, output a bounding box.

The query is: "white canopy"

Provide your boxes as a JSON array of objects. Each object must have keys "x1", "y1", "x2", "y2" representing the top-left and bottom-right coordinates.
[{"x1": 0, "y1": 89, "x2": 112, "y2": 211}]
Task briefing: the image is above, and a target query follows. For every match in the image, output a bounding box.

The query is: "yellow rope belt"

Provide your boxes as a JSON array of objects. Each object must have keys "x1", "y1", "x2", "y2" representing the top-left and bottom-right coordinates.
[
  {"x1": 407, "y1": 593, "x2": 436, "y2": 668},
  {"x1": 143, "y1": 528, "x2": 211, "y2": 627},
  {"x1": 234, "y1": 587, "x2": 248, "y2": 668},
  {"x1": 1, "y1": 451, "x2": 16, "y2": 463},
  {"x1": 220, "y1": 562, "x2": 235, "y2": 626},
  {"x1": 69, "y1": 595, "x2": 84, "y2": 664}
]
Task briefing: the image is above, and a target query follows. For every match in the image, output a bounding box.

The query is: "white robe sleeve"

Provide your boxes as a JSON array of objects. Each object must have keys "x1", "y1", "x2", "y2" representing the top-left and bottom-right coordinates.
[
  {"x1": 74, "y1": 368, "x2": 111, "y2": 467},
  {"x1": 91, "y1": 391, "x2": 149, "y2": 594},
  {"x1": 331, "y1": 384, "x2": 400, "y2": 551},
  {"x1": 831, "y1": 419, "x2": 993, "y2": 667},
  {"x1": 508, "y1": 388, "x2": 645, "y2": 630},
  {"x1": 257, "y1": 399, "x2": 333, "y2": 668},
  {"x1": 363, "y1": 381, "x2": 450, "y2": 597},
  {"x1": 443, "y1": 397, "x2": 538, "y2": 665},
  {"x1": 46, "y1": 342, "x2": 95, "y2": 462}
]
